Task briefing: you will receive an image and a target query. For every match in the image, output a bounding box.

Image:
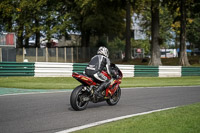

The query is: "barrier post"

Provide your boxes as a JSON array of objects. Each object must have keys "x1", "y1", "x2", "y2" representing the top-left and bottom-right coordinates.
[
  {"x1": 46, "y1": 47, "x2": 48, "y2": 62},
  {"x1": 23, "y1": 47, "x2": 25, "y2": 62},
  {"x1": 71, "y1": 47, "x2": 73, "y2": 63},
  {"x1": 76, "y1": 48, "x2": 78, "y2": 62},
  {"x1": 56, "y1": 47, "x2": 58, "y2": 62},
  {"x1": 36, "y1": 47, "x2": 38, "y2": 62},
  {"x1": 64, "y1": 47, "x2": 67, "y2": 62}
]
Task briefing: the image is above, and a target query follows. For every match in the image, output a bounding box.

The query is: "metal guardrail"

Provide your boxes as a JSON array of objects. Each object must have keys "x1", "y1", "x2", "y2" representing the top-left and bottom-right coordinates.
[
  {"x1": 0, "y1": 62, "x2": 200, "y2": 77},
  {"x1": 159, "y1": 66, "x2": 182, "y2": 77},
  {"x1": 0, "y1": 62, "x2": 34, "y2": 76},
  {"x1": 182, "y1": 67, "x2": 200, "y2": 76},
  {"x1": 135, "y1": 65, "x2": 159, "y2": 77},
  {"x1": 34, "y1": 62, "x2": 73, "y2": 77},
  {"x1": 73, "y1": 63, "x2": 88, "y2": 73},
  {"x1": 72, "y1": 63, "x2": 135, "y2": 77}
]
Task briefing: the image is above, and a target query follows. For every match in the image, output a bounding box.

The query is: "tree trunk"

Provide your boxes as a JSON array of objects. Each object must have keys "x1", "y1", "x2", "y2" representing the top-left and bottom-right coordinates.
[
  {"x1": 25, "y1": 37, "x2": 29, "y2": 48},
  {"x1": 7, "y1": 17, "x2": 13, "y2": 32},
  {"x1": 149, "y1": 0, "x2": 162, "y2": 66},
  {"x1": 175, "y1": 33, "x2": 179, "y2": 57},
  {"x1": 17, "y1": 25, "x2": 24, "y2": 48},
  {"x1": 25, "y1": 26, "x2": 29, "y2": 48},
  {"x1": 179, "y1": 0, "x2": 190, "y2": 66},
  {"x1": 81, "y1": 30, "x2": 90, "y2": 47},
  {"x1": 124, "y1": 0, "x2": 132, "y2": 61},
  {"x1": 35, "y1": 31, "x2": 40, "y2": 48},
  {"x1": 35, "y1": 18, "x2": 40, "y2": 48},
  {"x1": 17, "y1": 33, "x2": 23, "y2": 48}
]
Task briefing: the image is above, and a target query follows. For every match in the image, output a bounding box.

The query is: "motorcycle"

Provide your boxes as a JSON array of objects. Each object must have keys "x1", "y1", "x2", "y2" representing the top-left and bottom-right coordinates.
[{"x1": 70, "y1": 63, "x2": 123, "y2": 111}]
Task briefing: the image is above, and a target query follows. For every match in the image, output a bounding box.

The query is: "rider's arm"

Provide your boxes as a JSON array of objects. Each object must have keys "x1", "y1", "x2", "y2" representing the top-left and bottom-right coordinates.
[{"x1": 106, "y1": 58, "x2": 112, "y2": 76}]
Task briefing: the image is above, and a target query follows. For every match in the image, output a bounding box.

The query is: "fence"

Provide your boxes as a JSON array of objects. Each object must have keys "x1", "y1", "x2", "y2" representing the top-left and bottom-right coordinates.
[
  {"x1": 0, "y1": 47, "x2": 124, "y2": 63},
  {"x1": 1, "y1": 62, "x2": 200, "y2": 77}
]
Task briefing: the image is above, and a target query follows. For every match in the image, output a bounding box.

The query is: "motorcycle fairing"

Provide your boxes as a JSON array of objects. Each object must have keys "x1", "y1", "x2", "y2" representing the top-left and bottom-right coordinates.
[
  {"x1": 105, "y1": 79, "x2": 121, "y2": 97},
  {"x1": 72, "y1": 72, "x2": 96, "y2": 86}
]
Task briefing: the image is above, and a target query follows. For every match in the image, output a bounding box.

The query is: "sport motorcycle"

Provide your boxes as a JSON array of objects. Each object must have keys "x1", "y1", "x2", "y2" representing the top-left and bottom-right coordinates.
[{"x1": 70, "y1": 63, "x2": 123, "y2": 111}]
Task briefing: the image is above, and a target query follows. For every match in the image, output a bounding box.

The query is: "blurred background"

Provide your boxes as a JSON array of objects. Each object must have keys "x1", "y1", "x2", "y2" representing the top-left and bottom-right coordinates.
[{"x1": 0, "y1": 0, "x2": 200, "y2": 66}]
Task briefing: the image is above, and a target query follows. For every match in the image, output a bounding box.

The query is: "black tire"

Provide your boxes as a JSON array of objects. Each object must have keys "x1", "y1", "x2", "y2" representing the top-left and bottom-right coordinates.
[
  {"x1": 106, "y1": 86, "x2": 121, "y2": 106},
  {"x1": 70, "y1": 85, "x2": 89, "y2": 111}
]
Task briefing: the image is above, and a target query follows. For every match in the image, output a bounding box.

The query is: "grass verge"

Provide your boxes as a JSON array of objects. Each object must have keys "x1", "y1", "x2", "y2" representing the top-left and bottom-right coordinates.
[
  {"x1": 0, "y1": 76, "x2": 200, "y2": 89},
  {"x1": 73, "y1": 102, "x2": 200, "y2": 133}
]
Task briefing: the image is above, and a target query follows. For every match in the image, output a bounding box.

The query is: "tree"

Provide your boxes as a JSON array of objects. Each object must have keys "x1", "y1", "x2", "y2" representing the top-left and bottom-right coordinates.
[
  {"x1": 187, "y1": 17, "x2": 200, "y2": 49},
  {"x1": 187, "y1": 0, "x2": 200, "y2": 50},
  {"x1": 149, "y1": 0, "x2": 162, "y2": 66},
  {"x1": 69, "y1": 0, "x2": 126, "y2": 47},
  {"x1": 124, "y1": 0, "x2": 132, "y2": 61},
  {"x1": 179, "y1": 0, "x2": 190, "y2": 66},
  {"x1": 0, "y1": 0, "x2": 14, "y2": 32},
  {"x1": 44, "y1": 0, "x2": 72, "y2": 43},
  {"x1": 163, "y1": 0, "x2": 191, "y2": 66},
  {"x1": 134, "y1": 0, "x2": 174, "y2": 65}
]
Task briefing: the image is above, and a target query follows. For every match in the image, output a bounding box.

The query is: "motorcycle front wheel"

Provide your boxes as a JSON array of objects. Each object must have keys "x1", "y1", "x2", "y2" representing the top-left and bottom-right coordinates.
[
  {"x1": 106, "y1": 86, "x2": 121, "y2": 106},
  {"x1": 70, "y1": 85, "x2": 89, "y2": 111}
]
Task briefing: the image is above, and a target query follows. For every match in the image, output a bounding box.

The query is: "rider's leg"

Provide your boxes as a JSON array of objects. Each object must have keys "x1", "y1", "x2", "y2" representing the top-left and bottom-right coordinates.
[
  {"x1": 93, "y1": 72, "x2": 110, "y2": 97},
  {"x1": 95, "y1": 80, "x2": 110, "y2": 93}
]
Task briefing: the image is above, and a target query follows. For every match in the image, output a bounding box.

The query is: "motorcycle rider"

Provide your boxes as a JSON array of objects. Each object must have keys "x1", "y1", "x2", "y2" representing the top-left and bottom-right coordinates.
[{"x1": 85, "y1": 46, "x2": 112, "y2": 98}]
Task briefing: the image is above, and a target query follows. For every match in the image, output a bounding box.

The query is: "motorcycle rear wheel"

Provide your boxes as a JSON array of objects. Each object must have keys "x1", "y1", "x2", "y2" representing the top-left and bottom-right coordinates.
[
  {"x1": 70, "y1": 85, "x2": 89, "y2": 111},
  {"x1": 106, "y1": 86, "x2": 121, "y2": 106}
]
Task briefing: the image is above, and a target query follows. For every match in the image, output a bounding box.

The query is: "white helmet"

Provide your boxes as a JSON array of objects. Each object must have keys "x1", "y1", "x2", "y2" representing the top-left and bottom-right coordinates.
[{"x1": 97, "y1": 46, "x2": 109, "y2": 58}]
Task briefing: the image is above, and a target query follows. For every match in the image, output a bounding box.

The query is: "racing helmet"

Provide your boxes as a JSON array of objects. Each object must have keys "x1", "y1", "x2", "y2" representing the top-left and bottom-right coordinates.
[{"x1": 97, "y1": 46, "x2": 109, "y2": 58}]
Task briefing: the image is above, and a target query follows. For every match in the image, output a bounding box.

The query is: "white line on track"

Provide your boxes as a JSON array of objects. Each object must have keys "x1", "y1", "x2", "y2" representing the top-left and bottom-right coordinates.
[{"x1": 55, "y1": 106, "x2": 177, "y2": 133}]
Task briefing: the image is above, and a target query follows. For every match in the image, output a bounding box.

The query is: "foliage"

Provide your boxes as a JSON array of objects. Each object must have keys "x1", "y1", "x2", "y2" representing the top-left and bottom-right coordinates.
[
  {"x1": 186, "y1": 0, "x2": 200, "y2": 48},
  {"x1": 138, "y1": 3, "x2": 174, "y2": 46},
  {"x1": 107, "y1": 37, "x2": 150, "y2": 56},
  {"x1": 108, "y1": 37, "x2": 125, "y2": 50},
  {"x1": 131, "y1": 39, "x2": 150, "y2": 54},
  {"x1": 187, "y1": 17, "x2": 200, "y2": 48}
]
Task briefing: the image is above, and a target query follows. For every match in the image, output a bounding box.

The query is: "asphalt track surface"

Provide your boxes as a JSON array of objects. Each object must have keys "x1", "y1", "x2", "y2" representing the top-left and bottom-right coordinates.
[{"x1": 0, "y1": 86, "x2": 200, "y2": 133}]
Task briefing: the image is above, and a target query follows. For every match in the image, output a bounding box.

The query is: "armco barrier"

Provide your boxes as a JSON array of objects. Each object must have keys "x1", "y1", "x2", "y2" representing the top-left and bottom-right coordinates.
[
  {"x1": 0, "y1": 62, "x2": 34, "y2": 76},
  {"x1": 73, "y1": 63, "x2": 134, "y2": 77},
  {"x1": 117, "y1": 65, "x2": 134, "y2": 77},
  {"x1": 159, "y1": 66, "x2": 181, "y2": 77},
  {"x1": 0, "y1": 62, "x2": 200, "y2": 77},
  {"x1": 134, "y1": 65, "x2": 159, "y2": 77},
  {"x1": 182, "y1": 67, "x2": 200, "y2": 76},
  {"x1": 34, "y1": 62, "x2": 73, "y2": 77},
  {"x1": 73, "y1": 63, "x2": 88, "y2": 73}
]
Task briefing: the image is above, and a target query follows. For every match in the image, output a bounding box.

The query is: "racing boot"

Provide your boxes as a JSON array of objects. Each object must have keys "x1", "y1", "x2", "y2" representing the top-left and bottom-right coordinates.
[
  {"x1": 94, "y1": 82, "x2": 107, "y2": 98},
  {"x1": 94, "y1": 81, "x2": 111, "y2": 98}
]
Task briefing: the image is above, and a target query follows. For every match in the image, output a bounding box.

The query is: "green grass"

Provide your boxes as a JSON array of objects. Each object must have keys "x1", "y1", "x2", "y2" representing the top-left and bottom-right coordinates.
[
  {"x1": 122, "y1": 76, "x2": 200, "y2": 88},
  {"x1": 0, "y1": 77, "x2": 79, "y2": 89},
  {"x1": 73, "y1": 102, "x2": 200, "y2": 133},
  {"x1": 0, "y1": 76, "x2": 200, "y2": 89}
]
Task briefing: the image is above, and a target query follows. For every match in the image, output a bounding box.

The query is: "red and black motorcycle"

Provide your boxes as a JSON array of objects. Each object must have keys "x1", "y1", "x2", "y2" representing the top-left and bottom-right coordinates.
[{"x1": 70, "y1": 63, "x2": 123, "y2": 111}]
